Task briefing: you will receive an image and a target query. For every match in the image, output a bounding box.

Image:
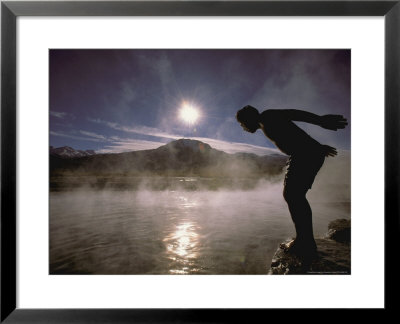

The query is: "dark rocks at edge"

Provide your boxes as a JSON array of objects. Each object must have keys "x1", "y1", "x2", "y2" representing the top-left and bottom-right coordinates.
[
  {"x1": 269, "y1": 219, "x2": 351, "y2": 275},
  {"x1": 326, "y1": 219, "x2": 351, "y2": 243}
]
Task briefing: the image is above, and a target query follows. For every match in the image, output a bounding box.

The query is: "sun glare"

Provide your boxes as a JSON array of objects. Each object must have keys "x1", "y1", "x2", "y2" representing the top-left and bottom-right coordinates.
[{"x1": 179, "y1": 103, "x2": 200, "y2": 125}]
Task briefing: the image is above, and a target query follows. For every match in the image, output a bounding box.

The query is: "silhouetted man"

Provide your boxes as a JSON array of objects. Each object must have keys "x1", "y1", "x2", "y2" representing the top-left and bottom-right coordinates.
[{"x1": 236, "y1": 106, "x2": 347, "y2": 260}]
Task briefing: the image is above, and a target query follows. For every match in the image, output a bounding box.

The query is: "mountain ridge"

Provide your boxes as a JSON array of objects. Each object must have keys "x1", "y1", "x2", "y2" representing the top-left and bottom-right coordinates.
[
  {"x1": 50, "y1": 139, "x2": 287, "y2": 178},
  {"x1": 50, "y1": 145, "x2": 96, "y2": 158}
]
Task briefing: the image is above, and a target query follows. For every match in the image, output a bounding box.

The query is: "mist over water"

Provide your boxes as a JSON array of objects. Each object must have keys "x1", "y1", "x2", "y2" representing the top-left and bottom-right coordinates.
[{"x1": 50, "y1": 153, "x2": 350, "y2": 275}]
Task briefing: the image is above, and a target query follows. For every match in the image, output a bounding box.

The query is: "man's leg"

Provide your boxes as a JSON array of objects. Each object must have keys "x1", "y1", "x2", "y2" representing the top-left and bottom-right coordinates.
[
  {"x1": 281, "y1": 153, "x2": 324, "y2": 257},
  {"x1": 283, "y1": 185, "x2": 317, "y2": 251}
]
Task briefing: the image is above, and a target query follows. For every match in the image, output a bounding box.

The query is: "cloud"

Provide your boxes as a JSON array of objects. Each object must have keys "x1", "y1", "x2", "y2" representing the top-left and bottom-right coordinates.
[
  {"x1": 120, "y1": 81, "x2": 137, "y2": 102},
  {"x1": 96, "y1": 139, "x2": 166, "y2": 154},
  {"x1": 50, "y1": 131, "x2": 103, "y2": 142},
  {"x1": 79, "y1": 130, "x2": 107, "y2": 141},
  {"x1": 53, "y1": 117, "x2": 283, "y2": 155},
  {"x1": 88, "y1": 118, "x2": 282, "y2": 155},
  {"x1": 88, "y1": 118, "x2": 182, "y2": 140},
  {"x1": 249, "y1": 51, "x2": 350, "y2": 118},
  {"x1": 97, "y1": 136, "x2": 281, "y2": 156},
  {"x1": 50, "y1": 111, "x2": 67, "y2": 119},
  {"x1": 190, "y1": 137, "x2": 282, "y2": 156}
]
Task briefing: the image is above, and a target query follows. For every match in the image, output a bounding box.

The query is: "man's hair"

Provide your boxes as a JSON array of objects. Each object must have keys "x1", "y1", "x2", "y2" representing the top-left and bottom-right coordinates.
[{"x1": 236, "y1": 105, "x2": 259, "y2": 123}]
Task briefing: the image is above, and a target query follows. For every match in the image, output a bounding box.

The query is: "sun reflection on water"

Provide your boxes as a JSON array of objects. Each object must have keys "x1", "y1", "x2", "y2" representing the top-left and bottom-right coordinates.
[
  {"x1": 178, "y1": 195, "x2": 197, "y2": 208},
  {"x1": 164, "y1": 222, "x2": 200, "y2": 274}
]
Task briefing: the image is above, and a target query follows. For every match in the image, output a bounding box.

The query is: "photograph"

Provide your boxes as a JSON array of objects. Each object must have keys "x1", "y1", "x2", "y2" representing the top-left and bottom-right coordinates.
[
  {"x1": 49, "y1": 49, "x2": 351, "y2": 275},
  {"x1": 2, "y1": 0, "x2": 395, "y2": 320}
]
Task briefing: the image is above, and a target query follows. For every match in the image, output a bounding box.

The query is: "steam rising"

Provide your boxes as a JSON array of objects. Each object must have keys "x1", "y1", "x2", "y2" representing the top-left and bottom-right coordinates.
[{"x1": 50, "y1": 152, "x2": 350, "y2": 274}]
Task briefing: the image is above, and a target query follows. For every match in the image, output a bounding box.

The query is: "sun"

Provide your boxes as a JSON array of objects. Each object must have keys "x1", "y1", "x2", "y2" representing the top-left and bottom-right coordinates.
[{"x1": 179, "y1": 103, "x2": 200, "y2": 125}]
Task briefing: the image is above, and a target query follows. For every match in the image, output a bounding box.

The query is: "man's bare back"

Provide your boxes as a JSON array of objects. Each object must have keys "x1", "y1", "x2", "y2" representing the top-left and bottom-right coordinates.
[
  {"x1": 238, "y1": 107, "x2": 346, "y2": 157},
  {"x1": 259, "y1": 109, "x2": 323, "y2": 155}
]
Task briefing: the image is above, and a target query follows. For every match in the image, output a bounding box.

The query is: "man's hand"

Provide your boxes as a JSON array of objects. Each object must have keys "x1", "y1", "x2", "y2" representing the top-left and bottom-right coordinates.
[
  {"x1": 322, "y1": 145, "x2": 337, "y2": 157},
  {"x1": 320, "y1": 115, "x2": 348, "y2": 131}
]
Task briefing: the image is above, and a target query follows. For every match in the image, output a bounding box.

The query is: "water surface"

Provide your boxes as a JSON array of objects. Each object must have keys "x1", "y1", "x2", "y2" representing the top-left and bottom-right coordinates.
[{"x1": 50, "y1": 181, "x2": 350, "y2": 274}]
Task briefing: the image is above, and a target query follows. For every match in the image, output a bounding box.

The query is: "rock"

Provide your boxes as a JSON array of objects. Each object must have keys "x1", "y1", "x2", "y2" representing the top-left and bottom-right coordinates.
[
  {"x1": 268, "y1": 219, "x2": 351, "y2": 275},
  {"x1": 326, "y1": 219, "x2": 351, "y2": 243}
]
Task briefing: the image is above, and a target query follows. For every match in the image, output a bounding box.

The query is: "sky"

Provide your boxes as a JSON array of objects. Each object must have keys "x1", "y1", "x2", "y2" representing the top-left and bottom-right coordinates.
[{"x1": 50, "y1": 49, "x2": 350, "y2": 155}]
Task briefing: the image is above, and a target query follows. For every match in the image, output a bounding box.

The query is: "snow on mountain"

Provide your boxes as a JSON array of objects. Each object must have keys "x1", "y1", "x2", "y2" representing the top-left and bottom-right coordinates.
[
  {"x1": 50, "y1": 139, "x2": 287, "y2": 178},
  {"x1": 50, "y1": 146, "x2": 96, "y2": 158}
]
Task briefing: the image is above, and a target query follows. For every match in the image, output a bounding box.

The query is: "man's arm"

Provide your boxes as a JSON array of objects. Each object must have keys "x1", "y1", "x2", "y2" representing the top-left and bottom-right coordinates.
[{"x1": 272, "y1": 109, "x2": 348, "y2": 131}]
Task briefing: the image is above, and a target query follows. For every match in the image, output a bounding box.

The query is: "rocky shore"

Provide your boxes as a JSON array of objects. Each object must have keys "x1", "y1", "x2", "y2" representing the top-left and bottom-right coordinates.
[{"x1": 269, "y1": 219, "x2": 351, "y2": 275}]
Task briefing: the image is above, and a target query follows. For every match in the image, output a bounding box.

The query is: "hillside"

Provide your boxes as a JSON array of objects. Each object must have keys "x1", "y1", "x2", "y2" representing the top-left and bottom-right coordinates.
[{"x1": 50, "y1": 139, "x2": 286, "y2": 178}]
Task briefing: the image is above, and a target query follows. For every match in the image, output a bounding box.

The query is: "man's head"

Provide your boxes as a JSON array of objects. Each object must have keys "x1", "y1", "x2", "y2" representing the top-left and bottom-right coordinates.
[{"x1": 236, "y1": 105, "x2": 260, "y2": 133}]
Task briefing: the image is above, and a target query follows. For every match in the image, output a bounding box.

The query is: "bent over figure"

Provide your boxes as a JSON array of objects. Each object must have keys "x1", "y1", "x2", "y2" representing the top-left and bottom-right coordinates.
[{"x1": 236, "y1": 106, "x2": 348, "y2": 260}]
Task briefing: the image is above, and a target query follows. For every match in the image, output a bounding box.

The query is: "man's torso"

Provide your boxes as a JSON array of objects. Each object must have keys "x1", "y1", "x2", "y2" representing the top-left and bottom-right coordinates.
[{"x1": 259, "y1": 109, "x2": 322, "y2": 156}]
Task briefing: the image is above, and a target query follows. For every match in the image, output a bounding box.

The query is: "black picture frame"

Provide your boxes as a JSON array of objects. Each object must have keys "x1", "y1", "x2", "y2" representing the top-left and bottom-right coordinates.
[{"x1": 1, "y1": 0, "x2": 398, "y2": 321}]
